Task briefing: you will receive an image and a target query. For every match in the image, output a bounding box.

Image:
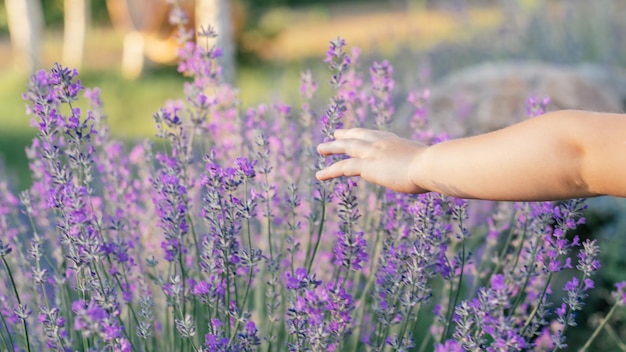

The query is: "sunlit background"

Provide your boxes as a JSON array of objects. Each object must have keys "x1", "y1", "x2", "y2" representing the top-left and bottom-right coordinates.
[
  {"x1": 2, "y1": 1, "x2": 626, "y2": 349},
  {"x1": 1, "y1": 0, "x2": 625, "y2": 189}
]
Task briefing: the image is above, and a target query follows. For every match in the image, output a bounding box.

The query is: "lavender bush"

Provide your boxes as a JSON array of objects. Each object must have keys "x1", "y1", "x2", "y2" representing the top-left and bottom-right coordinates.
[{"x1": 1, "y1": 4, "x2": 626, "y2": 352}]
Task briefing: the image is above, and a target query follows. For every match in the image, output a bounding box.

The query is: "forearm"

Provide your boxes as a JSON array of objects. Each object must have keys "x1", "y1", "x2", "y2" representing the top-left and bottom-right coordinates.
[
  {"x1": 316, "y1": 110, "x2": 626, "y2": 200},
  {"x1": 413, "y1": 110, "x2": 626, "y2": 201}
]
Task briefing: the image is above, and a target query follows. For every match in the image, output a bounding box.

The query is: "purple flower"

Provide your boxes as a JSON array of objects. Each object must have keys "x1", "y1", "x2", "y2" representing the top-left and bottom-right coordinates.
[
  {"x1": 556, "y1": 303, "x2": 567, "y2": 319},
  {"x1": 285, "y1": 267, "x2": 321, "y2": 290},
  {"x1": 169, "y1": 6, "x2": 188, "y2": 26},
  {"x1": 118, "y1": 338, "x2": 132, "y2": 352},
  {"x1": 193, "y1": 280, "x2": 211, "y2": 296},
  {"x1": 577, "y1": 239, "x2": 601, "y2": 276},
  {"x1": 436, "y1": 340, "x2": 463, "y2": 352},
  {"x1": 370, "y1": 60, "x2": 395, "y2": 129},
  {"x1": 152, "y1": 153, "x2": 189, "y2": 262},
  {"x1": 0, "y1": 239, "x2": 11, "y2": 257},
  {"x1": 238, "y1": 319, "x2": 261, "y2": 350},
  {"x1": 564, "y1": 276, "x2": 579, "y2": 293},
  {"x1": 334, "y1": 230, "x2": 368, "y2": 270},
  {"x1": 526, "y1": 95, "x2": 551, "y2": 117},
  {"x1": 300, "y1": 70, "x2": 318, "y2": 101},
  {"x1": 614, "y1": 282, "x2": 626, "y2": 306},
  {"x1": 72, "y1": 299, "x2": 111, "y2": 338},
  {"x1": 4, "y1": 6, "x2": 614, "y2": 352},
  {"x1": 102, "y1": 321, "x2": 122, "y2": 340},
  {"x1": 490, "y1": 274, "x2": 506, "y2": 291},
  {"x1": 324, "y1": 37, "x2": 347, "y2": 66},
  {"x1": 324, "y1": 283, "x2": 355, "y2": 339},
  {"x1": 205, "y1": 332, "x2": 229, "y2": 351},
  {"x1": 319, "y1": 37, "x2": 350, "y2": 144},
  {"x1": 235, "y1": 157, "x2": 257, "y2": 179},
  {"x1": 49, "y1": 63, "x2": 83, "y2": 103},
  {"x1": 273, "y1": 103, "x2": 292, "y2": 119}
]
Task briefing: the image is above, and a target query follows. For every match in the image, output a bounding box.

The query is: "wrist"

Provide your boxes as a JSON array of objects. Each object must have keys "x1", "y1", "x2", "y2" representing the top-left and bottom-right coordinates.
[{"x1": 408, "y1": 145, "x2": 430, "y2": 194}]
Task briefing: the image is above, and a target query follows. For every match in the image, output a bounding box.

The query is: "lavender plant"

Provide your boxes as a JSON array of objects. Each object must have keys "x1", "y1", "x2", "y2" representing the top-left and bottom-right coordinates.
[{"x1": 1, "y1": 4, "x2": 624, "y2": 352}]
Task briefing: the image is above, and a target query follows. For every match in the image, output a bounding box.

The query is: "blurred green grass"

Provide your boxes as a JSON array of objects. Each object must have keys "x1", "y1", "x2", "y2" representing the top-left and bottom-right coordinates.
[
  {"x1": 0, "y1": 66, "x2": 181, "y2": 190},
  {"x1": 0, "y1": 2, "x2": 521, "y2": 191},
  {"x1": 2, "y1": 0, "x2": 625, "y2": 192},
  {"x1": 0, "y1": 60, "x2": 317, "y2": 191}
]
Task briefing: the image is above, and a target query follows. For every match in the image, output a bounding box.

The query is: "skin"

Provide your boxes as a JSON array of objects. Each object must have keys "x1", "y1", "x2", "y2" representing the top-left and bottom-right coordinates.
[{"x1": 316, "y1": 109, "x2": 626, "y2": 201}]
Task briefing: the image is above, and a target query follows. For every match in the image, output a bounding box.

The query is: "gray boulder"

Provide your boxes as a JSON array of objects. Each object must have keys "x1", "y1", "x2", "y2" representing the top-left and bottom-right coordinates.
[{"x1": 425, "y1": 61, "x2": 626, "y2": 137}]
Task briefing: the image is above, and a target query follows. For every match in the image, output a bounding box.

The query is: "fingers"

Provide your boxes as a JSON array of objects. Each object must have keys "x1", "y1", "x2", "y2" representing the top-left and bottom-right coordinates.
[
  {"x1": 318, "y1": 128, "x2": 396, "y2": 156},
  {"x1": 317, "y1": 138, "x2": 370, "y2": 157},
  {"x1": 334, "y1": 128, "x2": 394, "y2": 142},
  {"x1": 316, "y1": 158, "x2": 364, "y2": 181},
  {"x1": 315, "y1": 128, "x2": 396, "y2": 181}
]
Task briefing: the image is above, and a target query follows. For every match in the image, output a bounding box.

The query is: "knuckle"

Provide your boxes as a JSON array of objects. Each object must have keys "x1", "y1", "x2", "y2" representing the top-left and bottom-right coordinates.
[{"x1": 349, "y1": 127, "x2": 368, "y2": 136}]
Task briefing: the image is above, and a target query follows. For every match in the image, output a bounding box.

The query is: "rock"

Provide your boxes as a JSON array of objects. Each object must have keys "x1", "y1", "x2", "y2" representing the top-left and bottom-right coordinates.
[{"x1": 424, "y1": 61, "x2": 626, "y2": 137}]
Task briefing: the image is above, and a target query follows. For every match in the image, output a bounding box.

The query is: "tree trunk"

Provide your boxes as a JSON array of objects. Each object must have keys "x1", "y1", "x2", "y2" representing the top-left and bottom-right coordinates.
[
  {"x1": 121, "y1": 31, "x2": 145, "y2": 79},
  {"x1": 5, "y1": 0, "x2": 44, "y2": 73},
  {"x1": 63, "y1": 0, "x2": 91, "y2": 69},
  {"x1": 195, "y1": 0, "x2": 236, "y2": 84}
]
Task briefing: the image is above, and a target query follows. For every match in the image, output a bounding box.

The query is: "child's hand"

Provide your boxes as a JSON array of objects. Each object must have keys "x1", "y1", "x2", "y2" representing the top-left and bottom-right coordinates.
[{"x1": 316, "y1": 128, "x2": 428, "y2": 193}]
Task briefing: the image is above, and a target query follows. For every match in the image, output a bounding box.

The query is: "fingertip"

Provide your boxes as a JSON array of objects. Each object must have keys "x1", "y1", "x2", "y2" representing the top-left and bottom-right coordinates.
[
  {"x1": 316, "y1": 143, "x2": 328, "y2": 155},
  {"x1": 315, "y1": 170, "x2": 325, "y2": 181}
]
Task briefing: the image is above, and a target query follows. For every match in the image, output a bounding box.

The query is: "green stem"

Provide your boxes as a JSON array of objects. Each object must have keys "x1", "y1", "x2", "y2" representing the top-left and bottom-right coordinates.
[
  {"x1": 187, "y1": 214, "x2": 201, "y2": 270},
  {"x1": 509, "y1": 219, "x2": 529, "y2": 274},
  {"x1": 58, "y1": 267, "x2": 79, "y2": 348},
  {"x1": 288, "y1": 186, "x2": 298, "y2": 275},
  {"x1": 238, "y1": 184, "x2": 255, "y2": 315},
  {"x1": 603, "y1": 322, "x2": 626, "y2": 352},
  {"x1": 189, "y1": 338, "x2": 200, "y2": 352},
  {"x1": 264, "y1": 174, "x2": 274, "y2": 261},
  {"x1": 442, "y1": 239, "x2": 465, "y2": 343},
  {"x1": 224, "y1": 258, "x2": 232, "y2": 339},
  {"x1": 520, "y1": 273, "x2": 553, "y2": 335},
  {"x1": 550, "y1": 275, "x2": 587, "y2": 352},
  {"x1": 417, "y1": 332, "x2": 432, "y2": 352},
  {"x1": 398, "y1": 302, "x2": 419, "y2": 348},
  {"x1": 0, "y1": 310, "x2": 14, "y2": 352},
  {"x1": 92, "y1": 263, "x2": 139, "y2": 352},
  {"x1": 580, "y1": 304, "x2": 619, "y2": 352},
  {"x1": 178, "y1": 242, "x2": 187, "y2": 318},
  {"x1": 2, "y1": 257, "x2": 31, "y2": 352},
  {"x1": 26, "y1": 240, "x2": 53, "y2": 333},
  {"x1": 475, "y1": 209, "x2": 522, "y2": 296},
  {"x1": 499, "y1": 208, "x2": 522, "y2": 261},
  {"x1": 120, "y1": 266, "x2": 141, "y2": 327},
  {"x1": 226, "y1": 181, "x2": 255, "y2": 346},
  {"x1": 351, "y1": 227, "x2": 383, "y2": 351},
  {"x1": 379, "y1": 294, "x2": 402, "y2": 350},
  {"x1": 512, "y1": 235, "x2": 547, "y2": 316},
  {"x1": 303, "y1": 216, "x2": 316, "y2": 269},
  {"x1": 239, "y1": 268, "x2": 253, "y2": 310},
  {"x1": 307, "y1": 190, "x2": 326, "y2": 273}
]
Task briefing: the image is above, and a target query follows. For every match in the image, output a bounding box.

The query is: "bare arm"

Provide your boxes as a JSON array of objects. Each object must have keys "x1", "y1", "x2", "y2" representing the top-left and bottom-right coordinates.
[{"x1": 316, "y1": 110, "x2": 626, "y2": 201}]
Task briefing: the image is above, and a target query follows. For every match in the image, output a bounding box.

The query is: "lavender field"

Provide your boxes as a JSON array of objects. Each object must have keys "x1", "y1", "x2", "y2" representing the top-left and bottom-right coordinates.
[{"x1": 2, "y1": 1, "x2": 626, "y2": 351}]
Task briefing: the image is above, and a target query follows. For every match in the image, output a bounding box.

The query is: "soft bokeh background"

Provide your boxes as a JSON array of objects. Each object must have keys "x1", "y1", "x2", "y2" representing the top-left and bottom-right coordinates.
[
  {"x1": 2, "y1": 1, "x2": 626, "y2": 349},
  {"x1": 2, "y1": 0, "x2": 624, "y2": 190}
]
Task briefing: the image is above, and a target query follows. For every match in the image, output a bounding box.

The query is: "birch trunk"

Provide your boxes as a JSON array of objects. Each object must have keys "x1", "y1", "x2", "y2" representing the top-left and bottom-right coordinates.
[
  {"x1": 5, "y1": 0, "x2": 44, "y2": 73},
  {"x1": 195, "y1": 0, "x2": 236, "y2": 84},
  {"x1": 63, "y1": 0, "x2": 91, "y2": 69}
]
